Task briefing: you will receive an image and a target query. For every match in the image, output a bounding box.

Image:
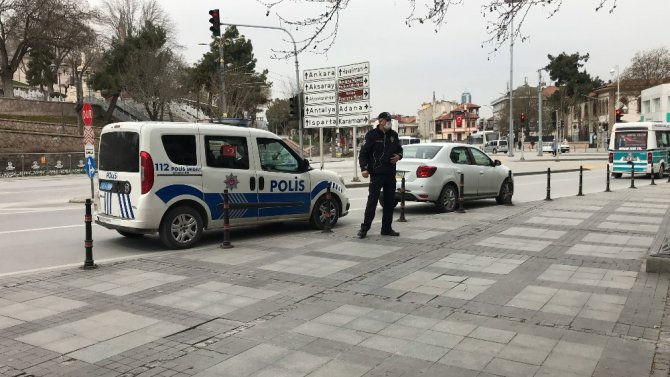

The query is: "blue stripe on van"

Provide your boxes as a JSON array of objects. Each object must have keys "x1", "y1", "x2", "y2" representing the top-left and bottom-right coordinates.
[{"x1": 155, "y1": 181, "x2": 340, "y2": 221}]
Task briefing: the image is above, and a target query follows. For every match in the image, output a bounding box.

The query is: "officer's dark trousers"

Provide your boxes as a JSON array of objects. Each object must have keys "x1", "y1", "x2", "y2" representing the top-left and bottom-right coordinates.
[{"x1": 361, "y1": 173, "x2": 396, "y2": 232}]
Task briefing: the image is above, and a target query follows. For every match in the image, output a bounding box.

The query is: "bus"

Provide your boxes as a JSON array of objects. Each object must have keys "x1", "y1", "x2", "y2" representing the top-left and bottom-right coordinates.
[
  {"x1": 467, "y1": 130, "x2": 499, "y2": 150},
  {"x1": 609, "y1": 122, "x2": 670, "y2": 178}
]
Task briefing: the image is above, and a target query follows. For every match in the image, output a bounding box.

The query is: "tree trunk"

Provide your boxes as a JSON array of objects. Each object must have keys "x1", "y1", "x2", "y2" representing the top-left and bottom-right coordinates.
[
  {"x1": 1, "y1": 71, "x2": 14, "y2": 97},
  {"x1": 105, "y1": 93, "x2": 120, "y2": 123}
]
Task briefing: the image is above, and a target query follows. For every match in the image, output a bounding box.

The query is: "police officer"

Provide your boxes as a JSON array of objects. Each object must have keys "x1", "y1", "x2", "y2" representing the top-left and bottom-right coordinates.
[{"x1": 358, "y1": 112, "x2": 403, "y2": 238}]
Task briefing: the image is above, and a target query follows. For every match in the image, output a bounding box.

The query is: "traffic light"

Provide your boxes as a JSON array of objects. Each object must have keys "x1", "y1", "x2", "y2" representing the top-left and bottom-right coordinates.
[
  {"x1": 551, "y1": 112, "x2": 557, "y2": 129},
  {"x1": 520, "y1": 113, "x2": 526, "y2": 125},
  {"x1": 208, "y1": 9, "x2": 220, "y2": 37},
  {"x1": 615, "y1": 108, "x2": 622, "y2": 123},
  {"x1": 289, "y1": 96, "x2": 297, "y2": 118}
]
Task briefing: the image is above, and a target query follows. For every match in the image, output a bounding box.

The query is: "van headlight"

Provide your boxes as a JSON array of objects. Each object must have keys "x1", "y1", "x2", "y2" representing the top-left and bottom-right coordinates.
[{"x1": 338, "y1": 175, "x2": 345, "y2": 185}]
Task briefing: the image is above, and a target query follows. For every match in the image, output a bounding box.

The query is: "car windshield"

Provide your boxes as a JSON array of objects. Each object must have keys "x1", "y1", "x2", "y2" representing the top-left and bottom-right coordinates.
[{"x1": 402, "y1": 145, "x2": 442, "y2": 159}]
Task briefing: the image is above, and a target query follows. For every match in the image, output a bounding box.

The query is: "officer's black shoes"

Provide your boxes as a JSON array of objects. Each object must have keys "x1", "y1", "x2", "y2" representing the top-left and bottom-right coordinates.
[
  {"x1": 381, "y1": 229, "x2": 400, "y2": 236},
  {"x1": 357, "y1": 229, "x2": 367, "y2": 239}
]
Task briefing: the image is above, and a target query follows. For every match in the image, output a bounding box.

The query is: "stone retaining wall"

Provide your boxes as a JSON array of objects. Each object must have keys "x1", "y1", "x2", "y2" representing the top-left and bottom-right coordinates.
[{"x1": 0, "y1": 118, "x2": 100, "y2": 153}]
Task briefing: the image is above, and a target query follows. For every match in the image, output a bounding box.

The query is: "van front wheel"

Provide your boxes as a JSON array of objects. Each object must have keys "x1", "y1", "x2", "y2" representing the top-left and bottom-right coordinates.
[
  {"x1": 160, "y1": 206, "x2": 203, "y2": 249},
  {"x1": 310, "y1": 195, "x2": 340, "y2": 230}
]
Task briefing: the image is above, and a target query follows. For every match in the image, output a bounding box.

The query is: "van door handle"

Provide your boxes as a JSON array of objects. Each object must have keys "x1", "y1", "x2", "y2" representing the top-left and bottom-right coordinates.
[
  {"x1": 259, "y1": 176, "x2": 265, "y2": 191},
  {"x1": 250, "y1": 177, "x2": 256, "y2": 191}
]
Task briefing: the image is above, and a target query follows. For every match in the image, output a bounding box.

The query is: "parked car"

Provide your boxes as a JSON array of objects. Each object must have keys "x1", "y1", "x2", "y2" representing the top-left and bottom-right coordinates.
[
  {"x1": 560, "y1": 142, "x2": 570, "y2": 153},
  {"x1": 482, "y1": 139, "x2": 508, "y2": 154},
  {"x1": 541, "y1": 141, "x2": 570, "y2": 153},
  {"x1": 387, "y1": 143, "x2": 513, "y2": 212}
]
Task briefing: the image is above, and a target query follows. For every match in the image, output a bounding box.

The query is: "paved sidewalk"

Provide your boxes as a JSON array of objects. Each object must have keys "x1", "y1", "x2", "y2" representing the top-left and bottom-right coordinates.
[{"x1": 2, "y1": 183, "x2": 670, "y2": 376}]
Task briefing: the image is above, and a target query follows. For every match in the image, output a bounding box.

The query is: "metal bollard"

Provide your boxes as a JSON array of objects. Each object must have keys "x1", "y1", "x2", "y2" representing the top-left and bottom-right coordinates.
[
  {"x1": 83, "y1": 199, "x2": 97, "y2": 269},
  {"x1": 651, "y1": 163, "x2": 656, "y2": 185},
  {"x1": 221, "y1": 189, "x2": 233, "y2": 248},
  {"x1": 577, "y1": 165, "x2": 584, "y2": 196},
  {"x1": 322, "y1": 184, "x2": 333, "y2": 233},
  {"x1": 457, "y1": 172, "x2": 466, "y2": 213},
  {"x1": 398, "y1": 176, "x2": 407, "y2": 222},
  {"x1": 605, "y1": 164, "x2": 611, "y2": 192},
  {"x1": 630, "y1": 162, "x2": 637, "y2": 189},
  {"x1": 545, "y1": 168, "x2": 552, "y2": 201}
]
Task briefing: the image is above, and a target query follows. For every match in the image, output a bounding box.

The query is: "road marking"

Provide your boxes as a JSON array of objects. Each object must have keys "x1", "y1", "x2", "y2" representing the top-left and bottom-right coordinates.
[
  {"x1": 0, "y1": 224, "x2": 83, "y2": 235},
  {"x1": 0, "y1": 207, "x2": 79, "y2": 215}
]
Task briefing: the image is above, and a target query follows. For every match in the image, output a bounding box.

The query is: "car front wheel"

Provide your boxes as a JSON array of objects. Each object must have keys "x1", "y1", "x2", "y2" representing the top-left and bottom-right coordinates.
[
  {"x1": 159, "y1": 206, "x2": 204, "y2": 249},
  {"x1": 435, "y1": 184, "x2": 458, "y2": 213},
  {"x1": 496, "y1": 178, "x2": 514, "y2": 205}
]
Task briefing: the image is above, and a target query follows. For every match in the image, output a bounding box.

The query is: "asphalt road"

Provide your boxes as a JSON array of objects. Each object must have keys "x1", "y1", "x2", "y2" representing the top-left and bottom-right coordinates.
[{"x1": 0, "y1": 168, "x2": 648, "y2": 275}]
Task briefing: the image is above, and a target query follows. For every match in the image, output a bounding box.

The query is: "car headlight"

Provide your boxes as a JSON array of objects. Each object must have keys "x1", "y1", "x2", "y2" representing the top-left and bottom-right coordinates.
[{"x1": 338, "y1": 174, "x2": 345, "y2": 186}]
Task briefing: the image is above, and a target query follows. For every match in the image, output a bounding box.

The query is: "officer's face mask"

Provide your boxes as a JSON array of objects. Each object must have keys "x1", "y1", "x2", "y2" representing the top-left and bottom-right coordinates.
[{"x1": 383, "y1": 120, "x2": 391, "y2": 131}]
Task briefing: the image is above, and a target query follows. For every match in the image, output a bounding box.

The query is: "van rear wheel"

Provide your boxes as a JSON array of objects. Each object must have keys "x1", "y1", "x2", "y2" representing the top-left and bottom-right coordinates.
[
  {"x1": 655, "y1": 164, "x2": 665, "y2": 179},
  {"x1": 159, "y1": 206, "x2": 203, "y2": 249}
]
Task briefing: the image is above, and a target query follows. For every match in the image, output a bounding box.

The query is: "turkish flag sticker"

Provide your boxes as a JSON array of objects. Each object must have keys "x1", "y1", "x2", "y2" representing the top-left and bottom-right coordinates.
[{"x1": 222, "y1": 145, "x2": 236, "y2": 157}]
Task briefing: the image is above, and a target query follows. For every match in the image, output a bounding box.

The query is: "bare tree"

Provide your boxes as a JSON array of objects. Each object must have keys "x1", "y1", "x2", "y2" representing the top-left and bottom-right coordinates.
[
  {"x1": 96, "y1": 0, "x2": 175, "y2": 45},
  {"x1": 256, "y1": 0, "x2": 619, "y2": 57},
  {"x1": 622, "y1": 47, "x2": 670, "y2": 83},
  {"x1": 0, "y1": 0, "x2": 95, "y2": 96}
]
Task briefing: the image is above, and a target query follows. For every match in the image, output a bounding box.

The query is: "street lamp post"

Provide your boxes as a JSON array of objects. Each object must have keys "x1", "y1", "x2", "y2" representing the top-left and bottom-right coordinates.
[
  {"x1": 610, "y1": 65, "x2": 620, "y2": 120},
  {"x1": 537, "y1": 68, "x2": 545, "y2": 156},
  {"x1": 505, "y1": 0, "x2": 521, "y2": 157},
  {"x1": 220, "y1": 22, "x2": 304, "y2": 157}
]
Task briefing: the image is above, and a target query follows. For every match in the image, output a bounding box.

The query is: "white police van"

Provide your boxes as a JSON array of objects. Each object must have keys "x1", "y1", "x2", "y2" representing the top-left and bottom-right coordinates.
[{"x1": 95, "y1": 122, "x2": 349, "y2": 249}]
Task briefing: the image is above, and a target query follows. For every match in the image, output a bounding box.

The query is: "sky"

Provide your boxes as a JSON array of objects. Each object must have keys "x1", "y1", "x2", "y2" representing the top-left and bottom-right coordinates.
[{"x1": 91, "y1": 0, "x2": 670, "y2": 118}]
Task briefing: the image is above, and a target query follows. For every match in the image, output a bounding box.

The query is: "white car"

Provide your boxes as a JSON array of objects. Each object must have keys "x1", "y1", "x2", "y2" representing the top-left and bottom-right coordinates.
[
  {"x1": 390, "y1": 143, "x2": 513, "y2": 212},
  {"x1": 542, "y1": 142, "x2": 570, "y2": 153}
]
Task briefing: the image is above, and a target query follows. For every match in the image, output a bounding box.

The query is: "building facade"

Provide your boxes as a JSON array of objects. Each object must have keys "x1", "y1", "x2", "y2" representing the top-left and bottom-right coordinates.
[
  {"x1": 641, "y1": 83, "x2": 670, "y2": 122},
  {"x1": 416, "y1": 100, "x2": 459, "y2": 140},
  {"x1": 433, "y1": 103, "x2": 480, "y2": 142}
]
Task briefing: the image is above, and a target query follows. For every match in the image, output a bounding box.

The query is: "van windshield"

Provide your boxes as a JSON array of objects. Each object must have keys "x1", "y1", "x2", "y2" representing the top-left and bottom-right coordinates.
[
  {"x1": 99, "y1": 131, "x2": 140, "y2": 172},
  {"x1": 614, "y1": 131, "x2": 647, "y2": 150}
]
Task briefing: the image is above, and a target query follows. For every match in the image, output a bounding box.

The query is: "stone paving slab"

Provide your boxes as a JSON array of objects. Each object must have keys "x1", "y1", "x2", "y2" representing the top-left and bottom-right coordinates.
[{"x1": 2, "y1": 184, "x2": 670, "y2": 376}]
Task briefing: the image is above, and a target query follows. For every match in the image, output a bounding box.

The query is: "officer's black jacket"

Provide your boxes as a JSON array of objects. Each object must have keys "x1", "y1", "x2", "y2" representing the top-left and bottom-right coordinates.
[{"x1": 358, "y1": 127, "x2": 403, "y2": 175}]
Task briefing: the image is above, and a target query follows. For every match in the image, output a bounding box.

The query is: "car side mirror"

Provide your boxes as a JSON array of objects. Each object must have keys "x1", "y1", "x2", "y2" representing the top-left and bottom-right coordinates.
[{"x1": 493, "y1": 159, "x2": 502, "y2": 167}]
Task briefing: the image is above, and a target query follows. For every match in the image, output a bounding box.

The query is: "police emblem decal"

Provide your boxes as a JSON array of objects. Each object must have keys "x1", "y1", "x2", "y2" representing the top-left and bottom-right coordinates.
[{"x1": 224, "y1": 173, "x2": 239, "y2": 190}]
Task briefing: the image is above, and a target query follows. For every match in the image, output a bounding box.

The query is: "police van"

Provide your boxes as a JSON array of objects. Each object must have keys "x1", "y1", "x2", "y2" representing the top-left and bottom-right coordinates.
[{"x1": 95, "y1": 122, "x2": 349, "y2": 249}]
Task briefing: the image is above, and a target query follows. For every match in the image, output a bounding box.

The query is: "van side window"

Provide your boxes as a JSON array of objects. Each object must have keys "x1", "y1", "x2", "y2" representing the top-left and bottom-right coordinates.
[
  {"x1": 162, "y1": 135, "x2": 197, "y2": 165},
  {"x1": 657, "y1": 131, "x2": 670, "y2": 148},
  {"x1": 257, "y1": 138, "x2": 300, "y2": 173},
  {"x1": 205, "y1": 136, "x2": 249, "y2": 170}
]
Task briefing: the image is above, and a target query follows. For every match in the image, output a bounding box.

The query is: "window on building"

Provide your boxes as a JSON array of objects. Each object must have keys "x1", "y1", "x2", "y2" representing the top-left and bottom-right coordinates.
[
  {"x1": 653, "y1": 98, "x2": 661, "y2": 112},
  {"x1": 644, "y1": 100, "x2": 651, "y2": 114}
]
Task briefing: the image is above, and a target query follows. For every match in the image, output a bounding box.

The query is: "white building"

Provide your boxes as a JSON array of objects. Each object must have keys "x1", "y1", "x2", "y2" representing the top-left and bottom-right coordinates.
[{"x1": 641, "y1": 83, "x2": 670, "y2": 122}]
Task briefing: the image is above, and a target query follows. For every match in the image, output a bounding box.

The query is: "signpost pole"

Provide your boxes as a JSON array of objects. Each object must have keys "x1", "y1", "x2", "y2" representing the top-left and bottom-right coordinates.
[
  {"x1": 319, "y1": 128, "x2": 324, "y2": 170},
  {"x1": 352, "y1": 126, "x2": 360, "y2": 182}
]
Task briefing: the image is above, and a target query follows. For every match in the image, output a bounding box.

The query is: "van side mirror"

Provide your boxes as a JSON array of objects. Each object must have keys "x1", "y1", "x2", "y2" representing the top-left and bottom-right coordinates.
[
  {"x1": 493, "y1": 159, "x2": 502, "y2": 166},
  {"x1": 301, "y1": 159, "x2": 311, "y2": 171}
]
